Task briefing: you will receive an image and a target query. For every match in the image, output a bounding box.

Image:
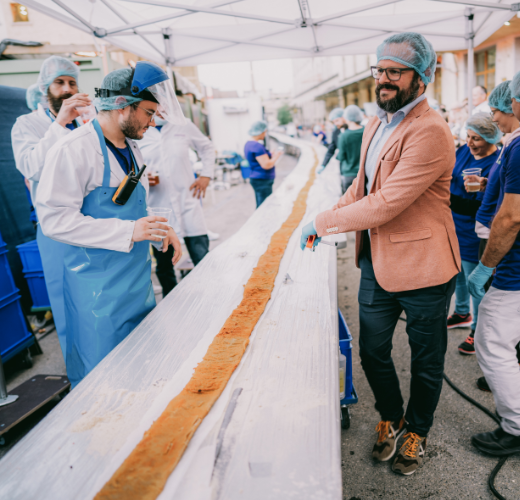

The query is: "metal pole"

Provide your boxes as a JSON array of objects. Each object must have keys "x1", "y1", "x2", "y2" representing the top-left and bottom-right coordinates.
[
  {"x1": 465, "y1": 7, "x2": 474, "y2": 116},
  {"x1": 0, "y1": 354, "x2": 18, "y2": 407},
  {"x1": 162, "y1": 27, "x2": 175, "y2": 84}
]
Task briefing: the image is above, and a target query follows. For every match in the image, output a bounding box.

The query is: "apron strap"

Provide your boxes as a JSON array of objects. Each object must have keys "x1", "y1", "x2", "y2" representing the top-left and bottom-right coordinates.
[{"x1": 92, "y1": 118, "x2": 112, "y2": 188}]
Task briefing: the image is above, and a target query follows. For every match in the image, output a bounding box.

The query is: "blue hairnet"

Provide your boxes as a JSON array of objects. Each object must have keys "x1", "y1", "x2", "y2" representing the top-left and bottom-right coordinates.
[
  {"x1": 37, "y1": 56, "x2": 79, "y2": 94},
  {"x1": 328, "y1": 107, "x2": 344, "y2": 121},
  {"x1": 466, "y1": 112, "x2": 503, "y2": 144},
  {"x1": 489, "y1": 81, "x2": 513, "y2": 114},
  {"x1": 343, "y1": 105, "x2": 363, "y2": 124},
  {"x1": 248, "y1": 120, "x2": 268, "y2": 136},
  {"x1": 509, "y1": 71, "x2": 520, "y2": 103},
  {"x1": 94, "y1": 68, "x2": 143, "y2": 111},
  {"x1": 26, "y1": 83, "x2": 43, "y2": 111},
  {"x1": 376, "y1": 32, "x2": 437, "y2": 85}
]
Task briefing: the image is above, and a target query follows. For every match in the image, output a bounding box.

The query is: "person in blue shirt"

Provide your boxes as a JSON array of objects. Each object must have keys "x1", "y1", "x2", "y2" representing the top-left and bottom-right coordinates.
[
  {"x1": 469, "y1": 71, "x2": 520, "y2": 457},
  {"x1": 447, "y1": 113, "x2": 501, "y2": 347},
  {"x1": 244, "y1": 120, "x2": 282, "y2": 208}
]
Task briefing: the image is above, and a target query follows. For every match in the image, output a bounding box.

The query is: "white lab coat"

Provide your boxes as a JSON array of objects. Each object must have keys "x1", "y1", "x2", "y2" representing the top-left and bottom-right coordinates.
[
  {"x1": 11, "y1": 103, "x2": 82, "y2": 206},
  {"x1": 36, "y1": 120, "x2": 149, "y2": 253},
  {"x1": 138, "y1": 121, "x2": 215, "y2": 237}
]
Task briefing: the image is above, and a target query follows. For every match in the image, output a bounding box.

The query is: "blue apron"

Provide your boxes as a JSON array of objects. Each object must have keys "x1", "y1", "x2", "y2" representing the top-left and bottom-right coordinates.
[{"x1": 63, "y1": 119, "x2": 155, "y2": 388}]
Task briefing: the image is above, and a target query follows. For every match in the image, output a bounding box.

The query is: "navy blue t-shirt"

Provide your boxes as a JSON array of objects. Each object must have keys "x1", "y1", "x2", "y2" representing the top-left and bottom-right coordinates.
[
  {"x1": 244, "y1": 140, "x2": 274, "y2": 180},
  {"x1": 493, "y1": 136, "x2": 520, "y2": 291},
  {"x1": 450, "y1": 145, "x2": 498, "y2": 263},
  {"x1": 476, "y1": 155, "x2": 503, "y2": 229},
  {"x1": 106, "y1": 140, "x2": 135, "y2": 175}
]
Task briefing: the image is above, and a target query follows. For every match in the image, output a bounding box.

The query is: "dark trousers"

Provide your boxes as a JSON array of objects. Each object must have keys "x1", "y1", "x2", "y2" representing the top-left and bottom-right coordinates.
[
  {"x1": 358, "y1": 236, "x2": 456, "y2": 437},
  {"x1": 250, "y1": 178, "x2": 274, "y2": 208},
  {"x1": 341, "y1": 175, "x2": 356, "y2": 194},
  {"x1": 152, "y1": 234, "x2": 209, "y2": 297}
]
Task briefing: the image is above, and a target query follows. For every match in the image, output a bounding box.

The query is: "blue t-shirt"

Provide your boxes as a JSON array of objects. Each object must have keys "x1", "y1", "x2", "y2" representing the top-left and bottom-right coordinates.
[
  {"x1": 244, "y1": 140, "x2": 274, "y2": 180},
  {"x1": 493, "y1": 136, "x2": 520, "y2": 291},
  {"x1": 106, "y1": 140, "x2": 135, "y2": 175},
  {"x1": 476, "y1": 156, "x2": 503, "y2": 229},
  {"x1": 450, "y1": 145, "x2": 498, "y2": 262}
]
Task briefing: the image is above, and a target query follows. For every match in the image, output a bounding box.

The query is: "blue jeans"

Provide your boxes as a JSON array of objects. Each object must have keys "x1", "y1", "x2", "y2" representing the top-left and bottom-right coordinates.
[
  {"x1": 250, "y1": 178, "x2": 274, "y2": 208},
  {"x1": 454, "y1": 259, "x2": 480, "y2": 330}
]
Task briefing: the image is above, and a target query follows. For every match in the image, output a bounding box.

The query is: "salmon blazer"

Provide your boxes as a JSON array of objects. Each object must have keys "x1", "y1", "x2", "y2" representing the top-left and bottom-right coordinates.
[{"x1": 315, "y1": 98, "x2": 461, "y2": 292}]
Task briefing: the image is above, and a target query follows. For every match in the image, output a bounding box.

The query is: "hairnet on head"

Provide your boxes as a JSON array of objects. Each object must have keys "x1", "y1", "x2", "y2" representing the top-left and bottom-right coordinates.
[
  {"x1": 26, "y1": 83, "x2": 43, "y2": 111},
  {"x1": 509, "y1": 71, "x2": 520, "y2": 103},
  {"x1": 466, "y1": 112, "x2": 503, "y2": 144},
  {"x1": 376, "y1": 32, "x2": 437, "y2": 85},
  {"x1": 37, "y1": 56, "x2": 79, "y2": 94},
  {"x1": 248, "y1": 120, "x2": 268, "y2": 136},
  {"x1": 328, "y1": 107, "x2": 344, "y2": 121},
  {"x1": 94, "y1": 68, "x2": 143, "y2": 111},
  {"x1": 343, "y1": 105, "x2": 363, "y2": 124},
  {"x1": 489, "y1": 81, "x2": 513, "y2": 114}
]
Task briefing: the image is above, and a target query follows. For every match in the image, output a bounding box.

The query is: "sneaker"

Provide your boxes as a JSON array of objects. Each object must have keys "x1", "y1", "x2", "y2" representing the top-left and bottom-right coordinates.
[
  {"x1": 447, "y1": 312, "x2": 472, "y2": 329},
  {"x1": 477, "y1": 376, "x2": 491, "y2": 392},
  {"x1": 458, "y1": 330, "x2": 475, "y2": 355},
  {"x1": 392, "y1": 432, "x2": 427, "y2": 475},
  {"x1": 372, "y1": 417, "x2": 407, "y2": 462}
]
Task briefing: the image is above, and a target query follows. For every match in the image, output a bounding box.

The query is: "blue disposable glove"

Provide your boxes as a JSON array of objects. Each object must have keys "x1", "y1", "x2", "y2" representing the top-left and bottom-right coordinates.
[
  {"x1": 468, "y1": 261, "x2": 494, "y2": 300},
  {"x1": 317, "y1": 165, "x2": 326, "y2": 174},
  {"x1": 300, "y1": 221, "x2": 321, "y2": 251}
]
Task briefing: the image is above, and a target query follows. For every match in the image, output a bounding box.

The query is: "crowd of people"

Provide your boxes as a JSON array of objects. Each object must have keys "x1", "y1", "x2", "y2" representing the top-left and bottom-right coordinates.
[
  {"x1": 301, "y1": 32, "x2": 520, "y2": 475},
  {"x1": 11, "y1": 56, "x2": 216, "y2": 388}
]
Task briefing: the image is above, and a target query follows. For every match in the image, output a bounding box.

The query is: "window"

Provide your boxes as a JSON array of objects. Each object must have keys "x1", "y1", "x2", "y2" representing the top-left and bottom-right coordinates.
[
  {"x1": 475, "y1": 47, "x2": 495, "y2": 92},
  {"x1": 10, "y1": 3, "x2": 29, "y2": 22}
]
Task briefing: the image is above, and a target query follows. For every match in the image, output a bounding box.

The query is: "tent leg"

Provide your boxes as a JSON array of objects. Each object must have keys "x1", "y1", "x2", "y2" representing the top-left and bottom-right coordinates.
[{"x1": 466, "y1": 7, "x2": 475, "y2": 115}]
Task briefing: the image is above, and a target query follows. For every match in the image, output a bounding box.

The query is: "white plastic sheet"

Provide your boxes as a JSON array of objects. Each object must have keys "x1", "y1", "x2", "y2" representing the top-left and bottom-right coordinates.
[{"x1": 0, "y1": 135, "x2": 343, "y2": 499}]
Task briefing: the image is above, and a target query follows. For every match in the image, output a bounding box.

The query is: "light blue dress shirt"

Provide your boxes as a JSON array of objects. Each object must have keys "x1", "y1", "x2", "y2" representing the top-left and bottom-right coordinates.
[{"x1": 364, "y1": 93, "x2": 427, "y2": 193}]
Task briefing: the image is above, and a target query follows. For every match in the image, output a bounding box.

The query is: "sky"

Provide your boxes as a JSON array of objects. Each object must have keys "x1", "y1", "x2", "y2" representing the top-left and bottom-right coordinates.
[{"x1": 198, "y1": 59, "x2": 294, "y2": 95}]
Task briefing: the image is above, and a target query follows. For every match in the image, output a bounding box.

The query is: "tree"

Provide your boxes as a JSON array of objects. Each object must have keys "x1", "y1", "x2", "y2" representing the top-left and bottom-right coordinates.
[{"x1": 277, "y1": 104, "x2": 292, "y2": 125}]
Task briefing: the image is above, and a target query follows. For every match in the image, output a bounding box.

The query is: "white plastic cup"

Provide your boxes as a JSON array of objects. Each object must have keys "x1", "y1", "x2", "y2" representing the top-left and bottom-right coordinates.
[
  {"x1": 462, "y1": 168, "x2": 482, "y2": 192},
  {"x1": 75, "y1": 104, "x2": 97, "y2": 123},
  {"x1": 147, "y1": 207, "x2": 171, "y2": 239}
]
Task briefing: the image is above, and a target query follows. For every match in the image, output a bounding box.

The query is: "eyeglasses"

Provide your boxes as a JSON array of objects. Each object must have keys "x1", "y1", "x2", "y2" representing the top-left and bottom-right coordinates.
[
  {"x1": 489, "y1": 109, "x2": 499, "y2": 117},
  {"x1": 137, "y1": 105, "x2": 157, "y2": 121},
  {"x1": 371, "y1": 66, "x2": 414, "y2": 81}
]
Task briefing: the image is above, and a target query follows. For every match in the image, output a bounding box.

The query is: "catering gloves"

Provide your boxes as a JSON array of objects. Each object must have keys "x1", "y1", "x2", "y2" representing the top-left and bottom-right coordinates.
[
  {"x1": 317, "y1": 165, "x2": 326, "y2": 174},
  {"x1": 468, "y1": 261, "x2": 494, "y2": 300},
  {"x1": 300, "y1": 221, "x2": 321, "y2": 251}
]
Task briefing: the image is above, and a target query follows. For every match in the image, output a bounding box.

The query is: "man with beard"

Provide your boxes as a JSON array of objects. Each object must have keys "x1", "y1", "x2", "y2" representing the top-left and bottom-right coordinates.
[
  {"x1": 12, "y1": 56, "x2": 90, "y2": 358},
  {"x1": 301, "y1": 33, "x2": 459, "y2": 475},
  {"x1": 36, "y1": 64, "x2": 183, "y2": 387}
]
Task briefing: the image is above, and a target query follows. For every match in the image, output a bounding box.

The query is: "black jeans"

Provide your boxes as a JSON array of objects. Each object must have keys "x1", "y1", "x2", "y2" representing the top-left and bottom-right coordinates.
[
  {"x1": 341, "y1": 175, "x2": 356, "y2": 194},
  {"x1": 152, "y1": 234, "x2": 209, "y2": 297},
  {"x1": 250, "y1": 178, "x2": 274, "y2": 208},
  {"x1": 358, "y1": 238, "x2": 456, "y2": 437}
]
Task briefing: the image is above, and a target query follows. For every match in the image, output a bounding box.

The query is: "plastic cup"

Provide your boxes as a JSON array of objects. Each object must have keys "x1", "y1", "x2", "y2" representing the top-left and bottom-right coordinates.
[
  {"x1": 147, "y1": 207, "x2": 171, "y2": 239},
  {"x1": 462, "y1": 168, "x2": 482, "y2": 192},
  {"x1": 75, "y1": 104, "x2": 97, "y2": 123}
]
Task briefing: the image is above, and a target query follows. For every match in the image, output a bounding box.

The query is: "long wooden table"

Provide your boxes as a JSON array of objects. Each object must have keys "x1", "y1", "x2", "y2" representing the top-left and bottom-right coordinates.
[{"x1": 0, "y1": 136, "x2": 343, "y2": 500}]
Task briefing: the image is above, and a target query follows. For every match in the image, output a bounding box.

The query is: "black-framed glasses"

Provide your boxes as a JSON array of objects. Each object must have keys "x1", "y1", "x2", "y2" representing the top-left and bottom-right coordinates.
[{"x1": 371, "y1": 66, "x2": 414, "y2": 81}]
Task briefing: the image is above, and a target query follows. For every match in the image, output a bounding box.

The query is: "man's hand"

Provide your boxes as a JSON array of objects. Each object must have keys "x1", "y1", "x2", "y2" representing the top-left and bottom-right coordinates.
[
  {"x1": 190, "y1": 176, "x2": 211, "y2": 199},
  {"x1": 468, "y1": 261, "x2": 494, "y2": 300},
  {"x1": 56, "y1": 93, "x2": 91, "y2": 128},
  {"x1": 317, "y1": 165, "x2": 326, "y2": 174},
  {"x1": 132, "y1": 216, "x2": 170, "y2": 242},
  {"x1": 162, "y1": 228, "x2": 183, "y2": 265},
  {"x1": 464, "y1": 175, "x2": 487, "y2": 192}
]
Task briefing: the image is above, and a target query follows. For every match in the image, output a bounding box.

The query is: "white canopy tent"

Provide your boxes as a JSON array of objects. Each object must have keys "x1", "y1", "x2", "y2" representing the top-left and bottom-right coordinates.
[{"x1": 22, "y1": 0, "x2": 519, "y2": 109}]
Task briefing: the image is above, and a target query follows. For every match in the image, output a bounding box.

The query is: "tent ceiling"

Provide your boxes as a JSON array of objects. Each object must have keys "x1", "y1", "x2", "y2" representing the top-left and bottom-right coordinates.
[{"x1": 22, "y1": 0, "x2": 518, "y2": 66}]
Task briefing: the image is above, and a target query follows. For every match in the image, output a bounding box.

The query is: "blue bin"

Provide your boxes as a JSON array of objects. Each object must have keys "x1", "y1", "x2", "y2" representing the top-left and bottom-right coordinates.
[
  {"x1": 339, "y1": 309, "x2": 357, "y2": 405},
  {"x1": 25, "y1": 271, "x2": 50, "y2": 310},
  {"x1": 0, "y1": 291, "x2": 32, "y2": 362},
  {"x1": 17, "y1": 240, "x2": 43, "y2": 273},
  {"x1": 0, "y1": 245, "x2": 18, "y2": 299},
  {"x1": 240, "y1": 165, "x2": 251, "y2": 179}
]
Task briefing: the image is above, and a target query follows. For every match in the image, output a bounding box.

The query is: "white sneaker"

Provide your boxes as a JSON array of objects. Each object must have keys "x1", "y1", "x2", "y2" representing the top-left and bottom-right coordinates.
[
  {"x1": 207, "y1": 230, "x2": 220, "y2": 241},
  {"x1": 153, "y1": 285, "x2": 163, "y2": 295}
]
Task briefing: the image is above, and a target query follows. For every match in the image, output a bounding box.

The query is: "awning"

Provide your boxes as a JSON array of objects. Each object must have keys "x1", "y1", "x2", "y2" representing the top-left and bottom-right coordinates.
[{"x1": 21, "y1": 0, "x2": 517, "y2": 67}]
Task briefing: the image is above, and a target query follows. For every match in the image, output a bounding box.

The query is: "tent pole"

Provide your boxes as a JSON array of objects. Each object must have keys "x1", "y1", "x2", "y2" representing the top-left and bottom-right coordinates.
[
  {"x1": 162, "y1": 27, "x2": 175, "y2": 85},
  {"x1": 466, "y1": 7, "x2": 474, "y2": 115}
]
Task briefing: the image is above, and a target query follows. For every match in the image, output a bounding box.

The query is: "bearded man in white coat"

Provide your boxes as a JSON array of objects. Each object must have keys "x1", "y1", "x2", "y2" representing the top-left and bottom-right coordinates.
[
  {"x1": 138, "y1": 117, "x2": 215, "y2": 296},
  {"x1": 11, "y1": 56, "x2": 91, "y2": 357}
]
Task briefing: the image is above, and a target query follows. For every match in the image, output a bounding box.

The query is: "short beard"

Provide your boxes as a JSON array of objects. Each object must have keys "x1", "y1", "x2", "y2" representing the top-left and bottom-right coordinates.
[
  {"x1": 47, "y1": 90, "x2": 73, "y2": 114},
  {"x1": 376, "y1": 73, "x2": 421, "y2": 114},
  {"x1": 120, "y1": 110, "x2": 143, "y2": 140}
]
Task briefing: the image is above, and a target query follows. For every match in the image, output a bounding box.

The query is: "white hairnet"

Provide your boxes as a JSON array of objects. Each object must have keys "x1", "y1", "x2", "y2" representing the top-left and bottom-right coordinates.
[
  {"x1": 37, "y1": 56, "x2": 79, "y2": 94},
  {"x1": 509, "y1": 71, "x2": 520, "y2": 103},
  {"x1": 376, "y1": 32, "x2": 437, "y2": 85},
  {"x1": 248, "y1": 120, "x2": 268, "y2": 136},
  {"x1": 466, "y1": 112, "x2": 503, "y2": 144},
  {"x1": 94, "y1": 68, "x2": 142, "y2": 111},
  {"x1": 489, "y1": 81, "x2": 513, "y2": 114},
  {"x1": 343, "y1": 105, "x2": 363, "y2": 124},
  {"x1": 328, "y1": 107, "x2": 344, "y2": 121},
  {"x1": 26, "y1": 83, "x2": 43, "y2": 111}
]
